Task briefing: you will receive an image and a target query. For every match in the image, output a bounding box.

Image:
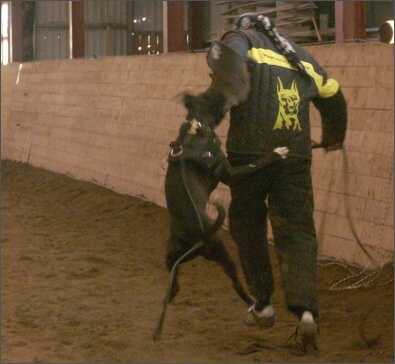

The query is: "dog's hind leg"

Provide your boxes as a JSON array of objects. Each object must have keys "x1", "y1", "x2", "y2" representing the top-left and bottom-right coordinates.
[{"x1": 203, "y1": 236, "x2": 255, "y2": 306}]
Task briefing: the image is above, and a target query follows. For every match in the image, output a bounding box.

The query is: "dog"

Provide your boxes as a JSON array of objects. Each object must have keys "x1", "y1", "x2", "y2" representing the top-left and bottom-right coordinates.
[
  {"x1": 153, "y1": 95, "x2": 254, "y2": 341},
  {"x1": 163, "y1": 118, "x2": 253, "y2": 306}
]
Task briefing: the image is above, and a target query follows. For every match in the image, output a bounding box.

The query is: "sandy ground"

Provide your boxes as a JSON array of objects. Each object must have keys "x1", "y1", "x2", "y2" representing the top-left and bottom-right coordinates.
[{"x1": 1, "y1": 159, "x2": 394, "y2": 363}]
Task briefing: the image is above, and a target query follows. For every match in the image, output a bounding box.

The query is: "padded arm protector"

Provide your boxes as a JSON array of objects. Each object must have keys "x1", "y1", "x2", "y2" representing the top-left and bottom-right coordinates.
[
  {"x1": 206, "y1": 41, "x2": 251, "y2": 110},
  {"x1": 212, "y1": 153, "x2": 232, "y2": 186},
  {"x1": 312, "y1": 87, "x2": 348, "y2": 151},
  {"x1": 182, "y1": 41, "x2": 251, "y2": 130}
]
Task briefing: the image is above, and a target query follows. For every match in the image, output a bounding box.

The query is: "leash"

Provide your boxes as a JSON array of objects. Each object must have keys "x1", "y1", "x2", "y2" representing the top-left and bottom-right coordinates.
[
  {"x1": 153, "y1": 120, "x2": 223, "y2": 341},
  {"x1": 180, "y1": 156, "x2": 205, "y2": 232},
  {"x1": 311, "y1": 143, "x2": 380, "y2": 268},
  {"x1": 152, "y1": 240, "x2": 205, "y2": 341},
  {"x1": 152, "y1": 158, "x2": 205, "y2": 341},
  {"x1": 340, "y1": 148, "x2": 380, "y2": 268}
]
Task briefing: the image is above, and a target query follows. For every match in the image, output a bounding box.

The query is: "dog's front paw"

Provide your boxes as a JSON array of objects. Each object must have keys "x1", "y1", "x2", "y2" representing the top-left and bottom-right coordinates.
[{"x1": 273, "y1": 147, "x2": 289, "y2": 159}]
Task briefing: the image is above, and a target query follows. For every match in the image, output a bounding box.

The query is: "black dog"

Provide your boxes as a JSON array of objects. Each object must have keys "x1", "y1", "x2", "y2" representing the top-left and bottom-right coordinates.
[
  {"x1": 153, "y1": 96, "x2": 254, "y2": 340},
  {"x1": 164, "y1": 119, "x2": 253, "y2": 305}
]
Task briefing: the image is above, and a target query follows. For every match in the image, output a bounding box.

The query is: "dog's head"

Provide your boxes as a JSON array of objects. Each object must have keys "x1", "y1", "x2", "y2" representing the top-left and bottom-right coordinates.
[
  {"x1": 167, "y1": 92, "x2": 230, "y2": 185},
  {"x1": 170, "y1": 118, "x2": 230, "y2": 186},
  {"x1": 170, "y1": 119, "x2": 223, "y2": 166},
  {"x1": 277, "y1": 78, "x2": 300, "y2": 120},
  {"x1": 183, "y1": 92, "x2": 228, "y2": 130}
]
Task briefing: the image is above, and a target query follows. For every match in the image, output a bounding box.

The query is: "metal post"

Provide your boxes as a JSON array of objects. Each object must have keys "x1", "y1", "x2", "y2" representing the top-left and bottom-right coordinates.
[{"x1": 163, "y1": 1, "x2": 168, "y2": 54}]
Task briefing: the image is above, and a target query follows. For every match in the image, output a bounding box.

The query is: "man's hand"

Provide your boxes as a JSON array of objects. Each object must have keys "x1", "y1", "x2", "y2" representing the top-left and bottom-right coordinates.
[{"x1": 273, "y1": 146, "x2": 289, "y2": 159}]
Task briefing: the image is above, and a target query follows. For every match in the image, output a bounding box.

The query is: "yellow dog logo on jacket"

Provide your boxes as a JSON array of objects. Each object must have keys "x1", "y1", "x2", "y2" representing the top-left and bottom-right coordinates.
[{"x1": 273, "y1": 77, "x2": 301, "y2": 131}]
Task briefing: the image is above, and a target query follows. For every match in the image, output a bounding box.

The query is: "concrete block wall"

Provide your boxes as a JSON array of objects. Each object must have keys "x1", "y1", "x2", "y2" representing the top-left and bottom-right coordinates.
[
  {"x1": 307, "y1": 43, "x2": 394, "y2": 267},
  {"x1": 1, "y1": 43, "x2": 393, "y2": 267},
  {"x1": 1, "y1": 53, "x2": 212, "y2": 208}
]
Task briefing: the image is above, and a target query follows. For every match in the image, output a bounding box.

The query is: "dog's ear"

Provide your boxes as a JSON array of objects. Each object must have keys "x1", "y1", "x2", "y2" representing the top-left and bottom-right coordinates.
[
  {"x1": 183, "y1": 93, "x2": 200, "y2": 121},
  {"x1": 183, "y1": 93, "x2": 198, "y2": 110}
]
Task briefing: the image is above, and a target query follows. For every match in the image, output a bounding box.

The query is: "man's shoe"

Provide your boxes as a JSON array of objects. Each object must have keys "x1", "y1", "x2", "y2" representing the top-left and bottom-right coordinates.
[
  {"x1": 243, "y1": 304, "x2": 275, "y2": 328},
  {"x1": 294, "y1": 311, "x2": 319, "y2": 352}
]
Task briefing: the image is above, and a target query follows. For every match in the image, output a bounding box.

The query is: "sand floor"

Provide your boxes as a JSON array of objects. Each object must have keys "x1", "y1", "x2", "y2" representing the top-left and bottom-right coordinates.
[{"x1": 1, "y1": 159, "x2": 393, "y2": 363}]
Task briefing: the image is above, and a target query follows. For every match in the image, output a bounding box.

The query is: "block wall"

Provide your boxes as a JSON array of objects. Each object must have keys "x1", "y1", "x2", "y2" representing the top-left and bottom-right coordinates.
[
  {"x1": 1, "y1": 43, "x2": 393, "y2": 267},
  {"x1": 307, "y1": 43, "x2": 394, "y2": 268}
]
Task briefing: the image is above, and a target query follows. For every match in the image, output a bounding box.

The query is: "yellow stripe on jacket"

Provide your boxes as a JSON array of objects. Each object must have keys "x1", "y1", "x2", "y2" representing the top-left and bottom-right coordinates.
[{"x1": 247, "y1": 47, "x2": 339, "y2": 98}]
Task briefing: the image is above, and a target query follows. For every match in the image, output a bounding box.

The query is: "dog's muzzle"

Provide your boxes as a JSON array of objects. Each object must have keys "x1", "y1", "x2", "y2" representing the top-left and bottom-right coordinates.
[{"x1": 201, "y1": 151, "x2": 213, "y2": 165}]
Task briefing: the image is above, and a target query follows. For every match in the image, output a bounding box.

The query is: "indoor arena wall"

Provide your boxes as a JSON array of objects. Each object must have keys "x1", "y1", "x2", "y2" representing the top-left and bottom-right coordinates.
[{"x1": 1, "y1": 42, "x2": 393, "y2": 267}]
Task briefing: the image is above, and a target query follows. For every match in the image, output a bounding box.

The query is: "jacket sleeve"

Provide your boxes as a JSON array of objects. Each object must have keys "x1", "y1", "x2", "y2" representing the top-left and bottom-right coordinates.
[
  {"x1": 294, "y1": 44, "x2": 348, "y2": 152},
  {"x1": 312, "y1": 80, "x2": 348, "y2": 151}
]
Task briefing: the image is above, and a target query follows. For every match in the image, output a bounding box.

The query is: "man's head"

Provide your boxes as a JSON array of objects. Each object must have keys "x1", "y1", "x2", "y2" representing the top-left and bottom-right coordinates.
[
  {"x1": 235, "y1": 13, "x2": 276, "y2": 32},
  {"x1": 235, "y1": 13, "x2": 259, "y2": 30},
  {"x1": 234, "y1": 13, "x2": 309, "y2": 78}
]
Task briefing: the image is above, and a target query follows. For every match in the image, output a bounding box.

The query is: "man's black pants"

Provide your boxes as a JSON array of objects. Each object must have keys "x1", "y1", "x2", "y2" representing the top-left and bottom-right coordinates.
[{"x1": 228, "y1": 155, "x2": 318, "y2": 318}]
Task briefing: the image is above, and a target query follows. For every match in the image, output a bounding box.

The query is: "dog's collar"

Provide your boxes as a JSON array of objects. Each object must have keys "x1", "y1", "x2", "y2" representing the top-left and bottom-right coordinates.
[{"x1": 170, "y1": 143, "x2": 183, "y2": 157}]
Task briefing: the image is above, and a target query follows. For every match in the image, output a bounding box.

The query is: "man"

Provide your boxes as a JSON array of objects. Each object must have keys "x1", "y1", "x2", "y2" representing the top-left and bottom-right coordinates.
[{"x1": 185, "y1": 13, "x2": 347, "y2": 351}]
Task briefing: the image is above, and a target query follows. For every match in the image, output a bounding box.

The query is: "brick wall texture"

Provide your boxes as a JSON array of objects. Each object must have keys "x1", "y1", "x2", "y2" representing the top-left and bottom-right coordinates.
[{"x1": 1, "y1": 43, "x2": 393, "y2": 267}]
